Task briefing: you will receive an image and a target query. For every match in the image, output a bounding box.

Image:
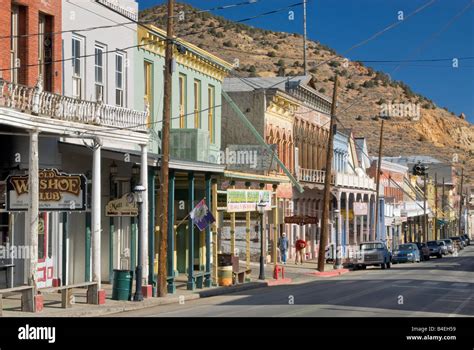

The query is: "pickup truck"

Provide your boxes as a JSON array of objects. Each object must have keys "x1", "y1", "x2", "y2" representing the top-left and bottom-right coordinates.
[{"x1": 353, "y1": 241, "x2": 392, "y2": 270}]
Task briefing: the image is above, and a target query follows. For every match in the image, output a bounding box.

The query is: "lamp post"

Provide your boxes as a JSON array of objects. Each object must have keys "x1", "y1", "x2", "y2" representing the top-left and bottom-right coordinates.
[
  {"x1": 334, "y1": 208, "x2": 342, "y2": 269},
  {"x1": 257, "y1": 199, "x2": 267, "y2": 280},
  {"x1": 133, "y1": 184, "x2": 146, "y2": 302}
]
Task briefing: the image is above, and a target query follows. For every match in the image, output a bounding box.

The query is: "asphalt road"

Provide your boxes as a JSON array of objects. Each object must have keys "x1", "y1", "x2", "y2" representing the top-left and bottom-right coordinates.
[{"x1": 109, "y1": 245, "x2": 474, "y2": 317}]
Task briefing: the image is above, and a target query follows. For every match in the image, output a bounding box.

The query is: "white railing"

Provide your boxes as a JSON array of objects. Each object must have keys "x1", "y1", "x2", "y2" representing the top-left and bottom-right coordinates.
[
  {"x1": 335, "y1": 173, "x2": 376, "y2": 190},
  {"x1": 0, "y1": 79, "x2": 147, "y2": 131},
  {"x1": 297, "y1": 168, "x2": 335, "y2": 184}
]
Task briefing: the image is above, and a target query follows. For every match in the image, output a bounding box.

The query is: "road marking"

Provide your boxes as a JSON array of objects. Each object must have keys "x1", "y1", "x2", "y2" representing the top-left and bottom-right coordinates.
[
  {"x1": 422, "y1": 281, "x2": 439, "y2": 285},
  {"x1": 448, "y1": 295, "x2": 473, "y2": 317},
  {"x1": 392, "y1": 284, "x2": 471, "y2": 292},
  {"x1": 452, "y1": 283, "x2": 469, "y2": 288}
]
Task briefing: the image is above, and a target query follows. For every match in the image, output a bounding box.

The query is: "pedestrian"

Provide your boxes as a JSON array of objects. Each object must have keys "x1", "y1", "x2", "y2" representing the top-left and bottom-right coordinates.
[
  {"x1": 278, "y1": 233, "x2": 289, "y2": 264},
  {"x1": 295, "y1": 236, "x2": 307, "y2": 265}
]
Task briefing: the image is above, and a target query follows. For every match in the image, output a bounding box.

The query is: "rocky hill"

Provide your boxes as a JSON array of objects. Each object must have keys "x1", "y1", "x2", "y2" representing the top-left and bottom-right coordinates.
[{"x1": 140, "y1": 3, "x2": 474, "y2": 184}]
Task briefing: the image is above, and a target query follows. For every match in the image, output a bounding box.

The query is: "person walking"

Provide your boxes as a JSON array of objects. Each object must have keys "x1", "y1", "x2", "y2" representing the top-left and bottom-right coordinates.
[
  {"x1": 295, "y1": 236, "x2": 307, "y2": 265},
  {"x1": 278, "y1": 233, "x2": 289, "y2": 264}
]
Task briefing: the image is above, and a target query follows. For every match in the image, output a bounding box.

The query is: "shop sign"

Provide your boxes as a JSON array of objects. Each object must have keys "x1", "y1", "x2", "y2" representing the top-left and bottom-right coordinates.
[
  {"x1": 106, "y1": 193, "x2": 138, "y2": 217},
  {"x1": 284, "y1": 215, "x2": 317, "y2": 225},
  {"x1": 227, "y1": 189, "x2": 271, "y2": 212},
  {"x1": 6, "y1": 169, "x2": 87, "y2": 211},
  {"x1": 353, "y1": 202, "x2": 368, "y2": 216}
]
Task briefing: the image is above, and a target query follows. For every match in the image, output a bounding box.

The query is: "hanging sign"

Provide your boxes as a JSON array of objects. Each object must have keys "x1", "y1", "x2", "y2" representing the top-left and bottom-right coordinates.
[
  {"x1": 353, "y1": 202, "x2": 368, "y2": 216},
  {"x1": 227, "y1": 189, "x2": 272, "y2": 212},
  {"x1": 106, "y1": 193, "x2": 138, "y2": 217},
  {"x1": 284, "y1": 215, "x2": 317, "y2": 225},
  {"x1": 6, "y1": 169, "x2": 87, "y2": 211}
]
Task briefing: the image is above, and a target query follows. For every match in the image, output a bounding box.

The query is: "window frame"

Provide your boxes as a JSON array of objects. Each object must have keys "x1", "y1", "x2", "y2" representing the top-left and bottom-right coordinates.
[
  {"x1": 193, "y1": 79, "x2": 201, "y2": 128},
  {"x1": 178, "y1": 74, "x2": 187, "y2": 128},
  {"x1": 71, "y1": 34, "x2": 84, "y2": 99},
  {"x1": 94, "y1": 43, "x2": 106, "y2": 102},
  {"x1": 208, "y1": 84, "x2": 215, "y2": 143},
  {"x1": 115, "y1": 51, "x2": 125, "y2": 107}
]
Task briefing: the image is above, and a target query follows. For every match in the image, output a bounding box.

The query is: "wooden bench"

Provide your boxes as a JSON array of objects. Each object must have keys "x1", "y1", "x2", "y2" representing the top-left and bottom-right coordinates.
[
  {"x1": 231, "y1": 256, "x2": 251, "y2": 284},
  {"x1": 40, "y1": 281, "x2": 98, "y2": 308},
  {"x1": 0, "y1": 285, "x2": 35, "y2": 315},
  {"x1": 233, "y1": 268, "x2": 252, "y2": 284},
  {"x1": 192, "y1": 271, "x2": 211, "y2": 288}
]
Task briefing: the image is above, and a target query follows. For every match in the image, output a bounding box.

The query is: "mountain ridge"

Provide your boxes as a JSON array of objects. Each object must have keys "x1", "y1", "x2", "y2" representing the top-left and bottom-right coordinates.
[{"x1": 139, "y1": 2, "x2": 474, "y2": 184}]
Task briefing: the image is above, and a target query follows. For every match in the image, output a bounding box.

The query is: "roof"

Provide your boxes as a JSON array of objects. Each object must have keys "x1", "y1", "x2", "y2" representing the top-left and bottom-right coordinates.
[
  {"x1": 382, "y1": 156, "x2": 454, "y2": 184},
  {"x1": 382, "y1": 155, "x2": 442, "y2": 165},
  {"x1": 223, "y1": 76, "x2": 310, "y2": 92}
]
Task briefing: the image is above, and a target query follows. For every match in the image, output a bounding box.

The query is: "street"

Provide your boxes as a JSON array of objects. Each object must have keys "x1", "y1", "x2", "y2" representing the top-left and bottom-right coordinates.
[{"x1": 110, "y1": 246, "x2": 474, "y2": 317}]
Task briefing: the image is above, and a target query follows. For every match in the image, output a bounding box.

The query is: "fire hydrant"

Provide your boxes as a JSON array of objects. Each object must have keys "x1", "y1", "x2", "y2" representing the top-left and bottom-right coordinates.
[{"x1": 273, "y1": 265, "x2": 281, "y2": 280}]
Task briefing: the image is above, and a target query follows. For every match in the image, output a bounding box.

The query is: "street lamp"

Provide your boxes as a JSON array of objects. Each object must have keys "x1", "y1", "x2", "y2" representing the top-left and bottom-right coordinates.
[
  {"x1": 257, "y1": 199, "x2": 267, "y2": 280},
  {"x1": 133, "y1": 184, "x2": 146, "y2": 302},
  {"x1": 334, "y1": 208, "x2": 342, "y2": 269}
]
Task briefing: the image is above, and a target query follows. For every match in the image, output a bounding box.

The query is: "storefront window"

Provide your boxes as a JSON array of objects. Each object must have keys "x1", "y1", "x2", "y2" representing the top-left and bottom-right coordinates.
[{"x1": 38, "y1": 214, "x2": 46, "y2": 260}]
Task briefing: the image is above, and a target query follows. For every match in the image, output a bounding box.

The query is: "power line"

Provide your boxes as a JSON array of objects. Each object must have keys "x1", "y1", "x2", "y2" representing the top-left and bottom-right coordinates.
[
  {"x1": 169, "y1": 0, "x2": 263, "y2": 18},
  {"x1": 175, "y1": 1, "x2": 307, "y2": 38},
  {"x1": 391, "y1": 0, "x2": 474, "y2": 74}
]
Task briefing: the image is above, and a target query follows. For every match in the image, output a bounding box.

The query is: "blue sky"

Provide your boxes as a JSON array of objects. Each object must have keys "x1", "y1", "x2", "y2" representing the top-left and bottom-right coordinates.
[{"x1": 138, "y1": 0, "x2": 474, "y2": 123}]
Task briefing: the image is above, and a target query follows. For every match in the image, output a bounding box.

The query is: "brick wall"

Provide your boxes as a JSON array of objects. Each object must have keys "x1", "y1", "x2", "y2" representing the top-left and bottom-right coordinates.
[{"x1": 0, "y1": 0, "x2": 62, "y2": 93}]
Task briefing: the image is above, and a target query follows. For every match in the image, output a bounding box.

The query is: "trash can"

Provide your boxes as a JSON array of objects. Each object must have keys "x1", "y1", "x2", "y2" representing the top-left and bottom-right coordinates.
[
  {"x1": 218, "y1": 253, "x2": 233, "y2": 286},
  {"x1": 112, "y1": 269, "x2": 133, "y2": 301}
]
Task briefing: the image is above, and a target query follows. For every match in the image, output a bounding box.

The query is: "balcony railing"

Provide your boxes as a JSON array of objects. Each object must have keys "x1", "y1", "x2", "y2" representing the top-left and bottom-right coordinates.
[
  {"x1": 0, "y1": 79, "x2": 147, "y2": 132},
  {"x1": 297, "y1": 168, "x2": 334, "y2": 184},
  {"x1": 297, "y1": 167, "x2": 376, "y2": 190},
  {"x1": 335, "y1": 173, "x2": 376, "y2": 190}
]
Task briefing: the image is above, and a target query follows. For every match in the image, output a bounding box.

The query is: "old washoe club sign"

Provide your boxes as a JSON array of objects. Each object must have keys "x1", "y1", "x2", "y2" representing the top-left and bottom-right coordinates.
[{"x1": 6, "y1": 169, "x2": 87, "y2": 211}]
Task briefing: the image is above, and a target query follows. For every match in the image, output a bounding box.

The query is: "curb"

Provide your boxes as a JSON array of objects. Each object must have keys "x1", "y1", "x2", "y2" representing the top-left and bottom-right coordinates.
[{"x1": 306, "y1": 268, "x2": 350, "y2": 277}]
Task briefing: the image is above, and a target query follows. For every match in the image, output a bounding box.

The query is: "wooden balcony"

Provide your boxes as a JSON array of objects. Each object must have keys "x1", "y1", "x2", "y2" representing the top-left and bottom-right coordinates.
[
  {"x1": 0, "y1": 79, "x2": 147, "y2": 132},
  {"x1": 297, "y1": 167, "x2": 376, "y2": 190}
]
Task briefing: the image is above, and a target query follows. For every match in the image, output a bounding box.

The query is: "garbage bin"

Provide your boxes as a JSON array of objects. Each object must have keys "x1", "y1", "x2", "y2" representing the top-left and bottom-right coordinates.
[
  {"x1": 112, "y1": 269, "x2": 133, "y2": 301},
  {"x1": 217, "y1": 253, "x2": 233, "y2": 286}
]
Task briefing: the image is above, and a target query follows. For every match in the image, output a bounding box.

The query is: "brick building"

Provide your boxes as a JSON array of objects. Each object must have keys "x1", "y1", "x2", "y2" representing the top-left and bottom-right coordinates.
[{"x1": 0, "y1": 0, "x2": 62, "y2": 92}]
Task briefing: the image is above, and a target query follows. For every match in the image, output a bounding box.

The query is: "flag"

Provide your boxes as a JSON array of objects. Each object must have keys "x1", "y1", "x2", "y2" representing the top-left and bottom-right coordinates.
[{"x1": 190, "y1": 199, "x2": 215, "y2": 231}]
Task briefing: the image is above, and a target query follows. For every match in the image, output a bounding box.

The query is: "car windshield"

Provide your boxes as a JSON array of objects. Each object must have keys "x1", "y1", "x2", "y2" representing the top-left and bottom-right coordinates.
[
  {"x1": 398, "y1": 244, "x2": 413, "y2": 250},
  {"x1": 361, "y1": 243, "x2": 383, "y2": 250},
  {"x1": 437, "y1": 241, "x2": 445, "y2": 246},
  {"x1": 443, "y1": 240, "x2": 452, "y2": 244},
  {"x1": 427, "y1": 241, "x2": 438, "y2": 246}
]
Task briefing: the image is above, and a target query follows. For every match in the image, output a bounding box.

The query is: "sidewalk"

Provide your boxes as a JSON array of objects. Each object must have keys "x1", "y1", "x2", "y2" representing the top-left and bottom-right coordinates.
[{"x1": 0, "y1": 259, "x2": 348, "y2": 317}]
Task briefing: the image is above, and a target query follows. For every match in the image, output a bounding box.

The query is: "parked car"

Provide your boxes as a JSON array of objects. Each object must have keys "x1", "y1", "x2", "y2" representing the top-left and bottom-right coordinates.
[
  {"x1": 450, "y1": 236, "x2": 464, "y2": 251},
  {"x1": 354, "y1": 241, "x2": 392, "y2": 270},
  {"x1": 427, "y1": 240, "x2": 443, "y2": 258},
  {"x1": 415, "y1": 242, "x2": 430, "y2": 261},
  {"x1": 392, "y1": 243, "x2": 420, "y2": 263},
  {"x1": 459, "y1": 235, "x2": 468, "y2": 247},
  {"x1": 441, "y1": 239, "x2": 455, "y2": 254},
  {"x1": 461, "y1": 234, "x2": 471, "y2": 246},
  {"x1": 437, "y1": 240, "x2": 448, "y2": 255}
]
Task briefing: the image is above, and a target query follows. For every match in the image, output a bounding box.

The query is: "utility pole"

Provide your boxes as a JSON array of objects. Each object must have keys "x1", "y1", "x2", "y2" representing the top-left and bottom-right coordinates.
[
  {"x1": 442, "y1": 177, "x2": 445, "y2": 238},
  {"x1": 459, "y1": 168, "x2": 464, "y2": 236},
  {"x1": 434, "y1": 172, "x2": 438, "y2": 240},
  {"x1": 317, "y1": 74, "x2": 338, "y2": 272},
  {"x1": 158, "y1": 0, "x2": 174, "y2": 298},
  {"x1": 303, "y1": 0, "x2": 307, "y2": 75},
  {"x1": 423, "y1": 173, "x2": 427, "y2": 242},
  {"x1": 373, "y1": 120, "x2": 384, "y2": 241}
]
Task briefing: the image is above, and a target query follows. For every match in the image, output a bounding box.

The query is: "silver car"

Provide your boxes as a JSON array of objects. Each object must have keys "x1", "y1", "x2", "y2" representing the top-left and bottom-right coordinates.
[
  {"x1": 437, "y1": 240, "x2": 448, "y2": 255},
  {"x1": 442, "y1": 239, "x2": 455, "y2": 254}
]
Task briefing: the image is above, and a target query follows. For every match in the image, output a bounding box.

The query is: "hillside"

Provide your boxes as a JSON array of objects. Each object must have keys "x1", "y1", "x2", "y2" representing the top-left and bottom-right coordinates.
[{"x1": 139, "y1": 3, "x2": 474, "y2": 184}]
